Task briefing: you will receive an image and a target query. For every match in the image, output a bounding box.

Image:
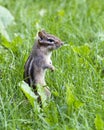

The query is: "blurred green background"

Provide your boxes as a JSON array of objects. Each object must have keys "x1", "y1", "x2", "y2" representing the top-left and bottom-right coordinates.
[{"x1": 0, "y1": 0, "x2": 104, "y2": 130}]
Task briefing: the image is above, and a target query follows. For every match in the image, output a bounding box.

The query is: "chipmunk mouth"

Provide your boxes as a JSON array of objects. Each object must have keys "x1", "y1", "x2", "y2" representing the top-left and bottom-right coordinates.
[
  {"x1": 56, "y1": 45, "x2": 61, "y2": 49},
  {"x1": 56, "y1": 42, "x2": 64, "y2": 48}
]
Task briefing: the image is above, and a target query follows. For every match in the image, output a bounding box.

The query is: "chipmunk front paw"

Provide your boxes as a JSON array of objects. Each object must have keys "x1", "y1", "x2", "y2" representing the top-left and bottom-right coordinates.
[
  {"x1": 50, "y1": 65, "x2": 55, "y2": 71},
  {"x1": 44, "y1": 87, "x2": 51, "y2": 98}
]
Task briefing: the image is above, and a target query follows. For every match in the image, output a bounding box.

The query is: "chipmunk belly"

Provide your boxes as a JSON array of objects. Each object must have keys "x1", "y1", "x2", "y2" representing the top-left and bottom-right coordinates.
[
  {"x1": 44, "y1": 52, "x2": 52, "y2": 65},
  {"x1": 34, "y1": 70, "x2": 46, "y2": 86}
]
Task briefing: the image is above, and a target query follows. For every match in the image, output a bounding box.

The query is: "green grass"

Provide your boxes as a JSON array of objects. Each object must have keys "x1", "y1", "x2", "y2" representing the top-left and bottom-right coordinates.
[{"x1": 0, "y1": 0, "x2": 104, "y2": 129}]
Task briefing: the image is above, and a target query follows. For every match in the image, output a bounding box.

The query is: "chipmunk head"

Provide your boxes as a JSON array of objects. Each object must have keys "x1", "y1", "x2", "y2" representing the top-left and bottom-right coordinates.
[{"x1": 38, "y1": 30, "x2": 64, "y2": 50}]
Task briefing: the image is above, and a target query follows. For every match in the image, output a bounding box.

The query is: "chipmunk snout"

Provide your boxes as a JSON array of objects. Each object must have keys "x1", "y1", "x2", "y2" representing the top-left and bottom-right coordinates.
[
  {"x1": 61, "y1": 42, "x2": 64, "y2": 45},
  {"x1": 56, "y1": 41, "x2": 64, "y2": 48}
]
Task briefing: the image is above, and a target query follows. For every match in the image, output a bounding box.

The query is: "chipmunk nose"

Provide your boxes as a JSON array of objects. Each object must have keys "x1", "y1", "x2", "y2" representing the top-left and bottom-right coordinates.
[{"x1": 61, "y1": 42, "x2": 64, "y2": 45}]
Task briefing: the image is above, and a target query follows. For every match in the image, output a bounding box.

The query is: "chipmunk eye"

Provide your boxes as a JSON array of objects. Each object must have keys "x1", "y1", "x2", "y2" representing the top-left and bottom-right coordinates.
[{"x1": 47, "y1": 39, "x2": 54, "y2": 42}]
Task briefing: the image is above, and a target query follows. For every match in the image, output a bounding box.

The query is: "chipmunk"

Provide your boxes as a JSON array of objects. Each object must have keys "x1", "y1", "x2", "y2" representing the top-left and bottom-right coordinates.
[{"x1": 24, "y1": 30, "x2": 63, "y2": 104}]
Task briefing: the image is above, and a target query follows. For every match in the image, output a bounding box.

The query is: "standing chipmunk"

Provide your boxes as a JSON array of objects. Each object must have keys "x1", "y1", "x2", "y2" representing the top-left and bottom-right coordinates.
[{"x1": 24, "y1": 30, "x2": 63, "y2": 103}]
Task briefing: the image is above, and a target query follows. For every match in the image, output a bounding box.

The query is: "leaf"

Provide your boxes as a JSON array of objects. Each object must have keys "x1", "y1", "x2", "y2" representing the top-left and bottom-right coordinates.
[
  {"x1": 0, "y1": 21, "x2": 10, "y2": 41},
  {"x1": 0, "y1": 6, "x2": 15, "y2": 41},
  {"x1": 52, "y1": 91, "x2": 59, "y2": 97},
  {"x1": 72, "y1": 44, "x2": 90, "y2": 57},
  {"x1": 18, "y1": 81, "x2": 40, "y2": 112},
  {"x1": 94, "y1": 114, "x2": 104, "y2": 130},
  {"x1": 66, "y1": 86, "x2": 75, "y2": 107},
  {"x1": 0, "y1": 6, "x2": 14, "y2": 27},
  {"x1": 44, "y1": 101, "x2": 59, "y2": 126},
  {"x1": 58, "y1": 10, "x2": 65, "y2": 16},
  {"x1": 66, "y1": 85, "x2": 75, "y2": 114},
  {"x1": 37, "y1": 84, "x2": 47, "y2": 107},
  {"x1": 65, "y1": 84, "x2": 83, "y2": 114},
  {"x1": 1, "y1": 36, "x2": 23, "y2": 55},
  {"x1": 74, "y1": 100, "x2": 83, "y2": 109}
]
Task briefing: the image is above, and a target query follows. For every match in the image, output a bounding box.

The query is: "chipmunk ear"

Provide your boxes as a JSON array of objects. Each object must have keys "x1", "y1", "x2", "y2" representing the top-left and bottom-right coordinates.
[
  {"x1": 38, "y1": 30, "x2": 47, "y2": 39},
  {"x1": 41, "y1": 30, "x2": 47, "y2": 34},
  {"x1": 38, "y1": 31, "x2": 43, "y2": 39}
]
